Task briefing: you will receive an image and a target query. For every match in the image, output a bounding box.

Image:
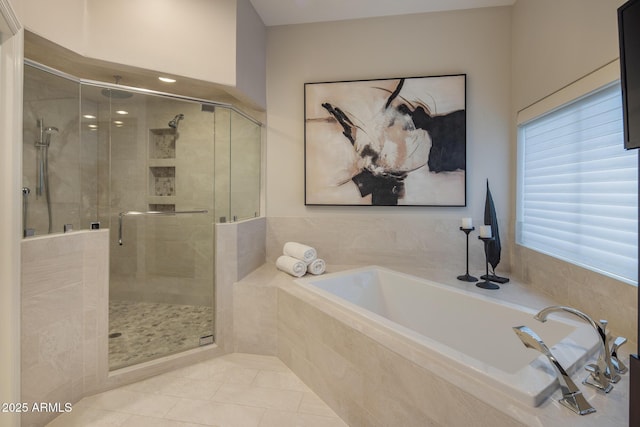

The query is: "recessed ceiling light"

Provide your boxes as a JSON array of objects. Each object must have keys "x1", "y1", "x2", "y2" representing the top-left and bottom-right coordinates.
[
  {"x1": 88, "y1": 124, "x2": 98, "y2": 129},
  {"x1": 113, "y1": 120, "x2": 124, "y2": 125},
  {"x1": 115, "y1": 110, "x2": 129, "y2": 115},
  {"x1": 158, "y1": 77, "x2": 176, "y2": 83},
  {"x1": 83, "y1": 114, "x2": 96, "y2": 119}
]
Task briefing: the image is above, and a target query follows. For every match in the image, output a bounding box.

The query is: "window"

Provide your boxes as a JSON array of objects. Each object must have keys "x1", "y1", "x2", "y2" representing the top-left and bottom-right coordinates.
[{"x1": 517, "y1": 68, "x2": 638, "y2": 285}]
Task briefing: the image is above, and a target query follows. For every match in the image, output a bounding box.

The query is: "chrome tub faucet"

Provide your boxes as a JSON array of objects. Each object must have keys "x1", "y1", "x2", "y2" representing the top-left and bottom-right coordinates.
[
  {"x1": 534, "y1": 305, "x2": 619, "y2": 393},
  {"x1": 513, "y1": 326, "x2": 596, "y2": 415}
]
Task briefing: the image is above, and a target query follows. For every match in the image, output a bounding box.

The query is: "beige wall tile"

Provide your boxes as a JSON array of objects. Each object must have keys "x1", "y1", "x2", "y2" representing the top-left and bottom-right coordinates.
[{"x1": 21, "y1": 230, "x2": 109, "y2": 426}]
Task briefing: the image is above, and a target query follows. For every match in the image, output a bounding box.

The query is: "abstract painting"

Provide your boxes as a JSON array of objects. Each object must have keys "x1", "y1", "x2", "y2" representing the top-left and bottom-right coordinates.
[{"x1": 305, "y1": 74, "x2": 466, "y2": 206}]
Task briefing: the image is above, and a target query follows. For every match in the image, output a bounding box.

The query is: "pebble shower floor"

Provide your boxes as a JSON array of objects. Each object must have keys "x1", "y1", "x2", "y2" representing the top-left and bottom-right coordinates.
[{"x1": 109, "y1": 300, "x2": 214, "y2": 370}]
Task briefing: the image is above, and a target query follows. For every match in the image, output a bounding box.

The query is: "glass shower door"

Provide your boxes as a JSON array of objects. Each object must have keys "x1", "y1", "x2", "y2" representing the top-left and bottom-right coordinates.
[
  {"x1": 90, "y1": 87, "x2": 217, "y2": 370},
  {"x1": 110, "y1": 210, "x2": 214, "y2": 369}
]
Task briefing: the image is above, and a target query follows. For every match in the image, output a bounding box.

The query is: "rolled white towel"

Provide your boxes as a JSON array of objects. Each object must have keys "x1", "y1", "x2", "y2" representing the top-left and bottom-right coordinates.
[
  {"x1": 276, "y1": 255, "x2": 307, "y2": 277},
  {"x1": 307, "y1": 258, "x2": 326, "y2": 275},
  {"x1": 283, "y1": 241, "x2": 317, "y2": 263}
]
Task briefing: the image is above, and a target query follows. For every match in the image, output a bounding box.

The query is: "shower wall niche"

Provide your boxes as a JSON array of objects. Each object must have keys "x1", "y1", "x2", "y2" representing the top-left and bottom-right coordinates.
[
  {"x1": 149, "y1": 128, "x2": 177, "y2": 211},
  {"x1": 150, "y1": 128, "x2": 177, "y2": 159},
  {"x1": 23, "y1": 61, "x2": 263, "y2": 370}
]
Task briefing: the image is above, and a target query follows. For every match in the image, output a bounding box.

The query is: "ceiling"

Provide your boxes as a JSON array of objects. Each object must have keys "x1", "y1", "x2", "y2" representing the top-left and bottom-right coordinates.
[{"x1": 249, "y1": 0, "x2": 516, "y2": 26}]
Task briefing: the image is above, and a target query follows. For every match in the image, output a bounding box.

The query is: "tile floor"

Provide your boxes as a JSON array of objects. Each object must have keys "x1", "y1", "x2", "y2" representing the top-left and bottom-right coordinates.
[{"x1": 46, "y1": 353, "x2": 348, "y2": 427}]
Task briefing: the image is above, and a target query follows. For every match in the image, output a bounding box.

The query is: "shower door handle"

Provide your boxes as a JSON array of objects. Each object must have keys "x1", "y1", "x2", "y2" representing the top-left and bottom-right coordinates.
[
  {"x1": 118, "y1": 209, "x2": 209, "y2": 246},
  {"x1": 22, "y1": 187, "x2": 35, "y2": 237}
]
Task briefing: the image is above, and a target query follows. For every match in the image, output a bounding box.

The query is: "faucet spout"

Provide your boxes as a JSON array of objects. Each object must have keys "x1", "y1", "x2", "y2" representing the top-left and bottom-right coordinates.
[
  {"x1": 513, "y1": 326, "x2": 595, "y2": 415},
  {"x1": 534, "y1": 305, "x2": 618, "y2": 392}
]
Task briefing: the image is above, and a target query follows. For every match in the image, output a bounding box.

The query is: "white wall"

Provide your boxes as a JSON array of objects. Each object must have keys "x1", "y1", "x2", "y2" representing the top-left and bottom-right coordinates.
[
  {"x1": 236, "y1": 0, "x2": 267, "y2": 109},
  {"x1": 15, "y1": 0, "x2": 85, "y2": 52},
  {"x1": 85, "y1": 0, "x2": 236, "y2": 86},
  {"x1": 512, "y1": 0, "x2": 625, "y2": 111},
  {"x1": 266, "y1": 7, "x2": 512, "y2": 219}
]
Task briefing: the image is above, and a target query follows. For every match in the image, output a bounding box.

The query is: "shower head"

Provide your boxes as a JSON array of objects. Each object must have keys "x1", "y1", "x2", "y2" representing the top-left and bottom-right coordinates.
[
  {"x1": 168, "y1": 114, "x2": 184, "y2": 129},
  {"x1": 101, "y1": 88, "x2": 134, "y2": 99},
  {"x1": 101, "y1": 75, "x2": 134, "y2": 99}
]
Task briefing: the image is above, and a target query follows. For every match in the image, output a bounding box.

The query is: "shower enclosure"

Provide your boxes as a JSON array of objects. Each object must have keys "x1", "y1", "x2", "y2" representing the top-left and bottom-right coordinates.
[{"x1": 23, "y1": 62, "x2": 262, "y2": 370}]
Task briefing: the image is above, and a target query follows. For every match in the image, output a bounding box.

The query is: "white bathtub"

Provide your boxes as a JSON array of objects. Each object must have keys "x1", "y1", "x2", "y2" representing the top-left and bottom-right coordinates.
[{"x1": 294, "y1": 266, "x2": 599, "y2": 407}]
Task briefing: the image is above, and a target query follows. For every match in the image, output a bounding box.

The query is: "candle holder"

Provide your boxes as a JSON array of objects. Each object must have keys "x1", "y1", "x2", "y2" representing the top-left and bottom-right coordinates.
[
  {"x1": 457, "y1": 227, "x2": 478, "y2": 282},
  {"x1": 477, "y1": 236, "x2": 500, "y2": 290}
]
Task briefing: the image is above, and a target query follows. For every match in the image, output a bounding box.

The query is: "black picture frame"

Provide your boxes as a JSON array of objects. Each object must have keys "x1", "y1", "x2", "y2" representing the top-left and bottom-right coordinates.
[{"x1": 304, "y1": 74, "x2": 467, "y2": 206}]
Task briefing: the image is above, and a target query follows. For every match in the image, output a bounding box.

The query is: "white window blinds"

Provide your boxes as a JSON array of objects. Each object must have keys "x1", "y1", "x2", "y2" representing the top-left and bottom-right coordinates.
[{"x1": 517, "y1": 82, "x2": 638, "y2": 285}]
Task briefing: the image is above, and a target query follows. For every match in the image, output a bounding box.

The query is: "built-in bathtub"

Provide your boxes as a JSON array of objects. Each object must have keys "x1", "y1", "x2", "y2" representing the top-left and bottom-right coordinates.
[{"x1": 293, "y1": 266, "x2": 599, "y2": 409}]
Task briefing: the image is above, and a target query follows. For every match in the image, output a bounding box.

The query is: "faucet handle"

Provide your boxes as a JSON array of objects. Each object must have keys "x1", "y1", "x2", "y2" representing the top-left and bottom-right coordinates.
[
  {"x1": 584, "y1": 364, "x2": 613, "y2": 393},
  {"x1": 610, "y1": 336, "x2": 628, "y2": 374},
  {"x1": 584, "y1": 363, "x2": 600, "y2": 374}
]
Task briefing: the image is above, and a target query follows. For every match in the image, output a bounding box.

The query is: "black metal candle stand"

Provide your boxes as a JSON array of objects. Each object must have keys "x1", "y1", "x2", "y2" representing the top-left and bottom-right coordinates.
[
  {"x1": 477, "y1": 236, "x2": 500, "y2": 290},
  {"x1": 457, "y1": 227, "x2": 478, "y2": 282}
]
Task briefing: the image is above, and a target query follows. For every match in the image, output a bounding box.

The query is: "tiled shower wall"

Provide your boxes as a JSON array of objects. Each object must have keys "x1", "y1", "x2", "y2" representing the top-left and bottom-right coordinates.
[{"x1": 21, "y1": 230, "x2": 109, "y2": 427}]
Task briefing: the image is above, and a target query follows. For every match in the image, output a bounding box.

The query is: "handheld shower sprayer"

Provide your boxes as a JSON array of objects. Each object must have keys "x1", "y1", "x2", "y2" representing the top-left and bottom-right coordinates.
[
  {"x1": 44, "y1": 126, "x2": 59, "y2": 146},
  {"x1": 34, "y1": 119, "x2": 58, "y2": 233},
  {"x1": 35, "y1": 120, "x2": 59, "y2": 147},
  {"x1": 168, "y1": 113, "x2": 184, "y2": 129}
]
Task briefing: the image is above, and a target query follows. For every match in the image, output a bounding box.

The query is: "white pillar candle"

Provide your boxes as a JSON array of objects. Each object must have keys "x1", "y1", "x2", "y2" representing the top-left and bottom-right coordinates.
[
  {"x1": 479, "y1": 225, "x2": 492, "y2": 238},
  {"x1": 461, "y1": 217, "x2": 473, "y2": 229}
]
